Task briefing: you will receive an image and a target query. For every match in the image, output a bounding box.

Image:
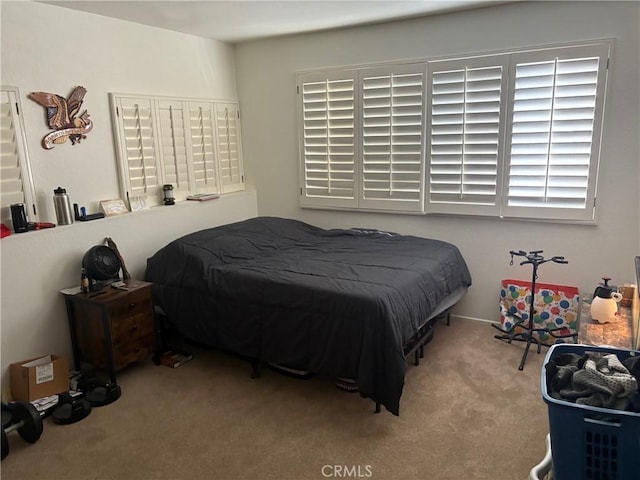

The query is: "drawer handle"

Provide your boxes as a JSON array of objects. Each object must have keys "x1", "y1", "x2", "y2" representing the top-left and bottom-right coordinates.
[
  {"x1": 128, "y1": 303, "x2": 136, "y2": 309},
  {"x1": 130, "y1": 324, "x2": 138, "y2": 333}
]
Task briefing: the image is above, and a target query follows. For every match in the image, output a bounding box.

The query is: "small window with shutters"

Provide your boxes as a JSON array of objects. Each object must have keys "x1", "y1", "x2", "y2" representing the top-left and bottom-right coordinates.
[
  {"x1": 110, "y1": 93, "x2": 244, "y2": 206},
  {"x1": 0, "y1": 86, "x2": 38, "y2": 228}
]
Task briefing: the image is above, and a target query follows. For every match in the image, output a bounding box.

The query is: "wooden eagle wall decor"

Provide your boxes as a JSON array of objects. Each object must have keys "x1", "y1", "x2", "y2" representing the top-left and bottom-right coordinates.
[{"x1": 28, "y1": 86, "x2": 93, "y2": 149}]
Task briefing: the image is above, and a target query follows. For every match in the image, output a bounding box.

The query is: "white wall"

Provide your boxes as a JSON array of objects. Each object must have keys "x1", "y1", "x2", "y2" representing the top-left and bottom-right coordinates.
[
  {"x1": 0, "y1": 2, "x2": 258, "y2": 396},
  {"x1": 1, "y1": 1, "x2": 238, "y2": 220},
  {"x1": 235, "y1": 1, "x2": 640, "y2": 322}
]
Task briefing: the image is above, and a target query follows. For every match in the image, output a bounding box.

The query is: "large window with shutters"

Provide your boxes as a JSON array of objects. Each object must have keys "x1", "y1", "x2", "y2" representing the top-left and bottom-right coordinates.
[
  {"x1": 1, "y1": 86, "x2": 38, "y2": 228},
  {"x1": 110, "y1": 93, "x2": 244, "y2": 206},
  {"x1": 298, "y1": 40, "x2": 610, "y2": 221}
]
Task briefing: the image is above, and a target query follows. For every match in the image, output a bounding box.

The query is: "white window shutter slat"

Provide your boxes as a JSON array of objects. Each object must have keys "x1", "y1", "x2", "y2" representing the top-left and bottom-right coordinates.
[
  {"x1": 360, "y1": 64, "x2": 425, "y2": 212},
  {"x1": 0, "y1": 87, "x2": 37, "y2": 226},
  {"x1": 214, "y1": 102, "x2": 244, "y2": 193},
  {"x1": 188, "y1": 102, "x2": 219, "y2": 194},
  {"x1": 503, "y1": 43, "x2": 609, "y2": 221},
  {"x1": 298, "y1": 71, "x2": 357, "y2": 209}
]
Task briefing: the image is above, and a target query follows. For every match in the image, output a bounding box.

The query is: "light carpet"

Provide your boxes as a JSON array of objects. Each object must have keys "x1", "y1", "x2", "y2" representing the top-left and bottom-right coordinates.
[{"x1": 1, "y1": 318, "x2": 550, "y2": 480}]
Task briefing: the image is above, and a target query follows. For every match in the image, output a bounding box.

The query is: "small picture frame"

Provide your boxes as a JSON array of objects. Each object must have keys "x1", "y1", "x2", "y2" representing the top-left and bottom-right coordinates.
[
  {"x1": 100, "y1": 198, "x2": 129, "y2": 216},
  {"x1": 128, "y1": 195, "x2": 148, "y2": 212}
]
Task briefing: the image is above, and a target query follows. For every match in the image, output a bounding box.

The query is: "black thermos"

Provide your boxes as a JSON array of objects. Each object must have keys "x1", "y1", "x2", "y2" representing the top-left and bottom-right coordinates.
[{"x1": 10, "y1": 203, "x2": 28, "y2": 233}]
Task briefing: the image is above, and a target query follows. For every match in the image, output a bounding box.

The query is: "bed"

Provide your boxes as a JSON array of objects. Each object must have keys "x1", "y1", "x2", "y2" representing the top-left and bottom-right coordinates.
[{"x1": 145, "y1": 216, "x2": 472, "y2": 415}]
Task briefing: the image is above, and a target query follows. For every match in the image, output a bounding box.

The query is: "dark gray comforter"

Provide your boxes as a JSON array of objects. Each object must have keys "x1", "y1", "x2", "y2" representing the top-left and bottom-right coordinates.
[{"x1": 145, "y1": 217, "x2": 472, "y2": 415}]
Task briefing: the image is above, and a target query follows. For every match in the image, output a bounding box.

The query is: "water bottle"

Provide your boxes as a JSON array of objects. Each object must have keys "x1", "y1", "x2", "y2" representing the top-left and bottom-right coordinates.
[
  {"x1": 53, "y1": 187, "x2": 73, "y2": 225},
  {"x1": 80, "y1": 268, "x2": 90, "y2": 293},
  {"x1": 10, "y1": 203, "x2": 29, "y2": 233}
]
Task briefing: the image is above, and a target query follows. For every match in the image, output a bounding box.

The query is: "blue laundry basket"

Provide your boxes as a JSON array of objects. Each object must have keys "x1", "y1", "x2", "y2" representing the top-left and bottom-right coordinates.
[{"x1": 542, "y1": 343, "x2": 640, "y2": 480}]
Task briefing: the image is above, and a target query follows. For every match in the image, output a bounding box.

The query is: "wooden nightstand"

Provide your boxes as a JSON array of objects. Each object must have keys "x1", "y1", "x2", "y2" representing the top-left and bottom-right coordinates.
[{"x1": 63, "y1": 280, "x2": 158, "y2": 383}]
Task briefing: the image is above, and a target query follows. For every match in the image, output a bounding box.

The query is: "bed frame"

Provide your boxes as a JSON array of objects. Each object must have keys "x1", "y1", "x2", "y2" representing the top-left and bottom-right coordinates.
[{"x1": 155, "y1": 302, "x2": 455, "y2": 414}]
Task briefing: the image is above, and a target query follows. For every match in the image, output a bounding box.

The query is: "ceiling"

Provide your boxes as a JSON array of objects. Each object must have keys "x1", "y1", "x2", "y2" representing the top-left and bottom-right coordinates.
[{"x1": 42, "y1": 1, "x2": 510, "y2": 43}]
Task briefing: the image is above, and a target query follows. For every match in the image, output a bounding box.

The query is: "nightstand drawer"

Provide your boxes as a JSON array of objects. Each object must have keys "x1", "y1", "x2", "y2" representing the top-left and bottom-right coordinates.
[
  {"x1": 112, "y1": 311, "x2": 155, "y2": 341},
  {"x1": 109, "y1": 288, "x2": 152, "y2": 320},
  {"x1": 113, "y1": 334, "x2": 157, "y2": 370}
]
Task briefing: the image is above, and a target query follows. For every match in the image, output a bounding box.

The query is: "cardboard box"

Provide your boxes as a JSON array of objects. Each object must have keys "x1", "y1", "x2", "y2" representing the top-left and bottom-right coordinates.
[{"x1": 10, "y1": 354, "x2": 69, "y2": 402}]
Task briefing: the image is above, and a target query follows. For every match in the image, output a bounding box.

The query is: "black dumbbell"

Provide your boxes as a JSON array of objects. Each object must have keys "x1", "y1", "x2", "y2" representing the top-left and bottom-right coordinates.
[{"x1": 1, "y1": 402, "x2": 43, "y2": 460}]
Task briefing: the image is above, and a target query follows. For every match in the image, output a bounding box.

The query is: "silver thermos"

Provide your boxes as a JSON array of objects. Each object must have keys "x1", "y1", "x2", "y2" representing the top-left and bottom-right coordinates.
[{"x1": 53, "y1": 187, "x2": 73, "y2": 225}]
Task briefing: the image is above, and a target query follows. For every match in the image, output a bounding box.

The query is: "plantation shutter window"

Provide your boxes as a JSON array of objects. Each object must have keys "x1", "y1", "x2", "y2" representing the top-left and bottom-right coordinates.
[
  {"x1": 427, "y1": 56, "x2": 508, "y2": 216},
  {"x1": 156, "y1": 100, "x2": 193, "y2": 200},
  {"x1": 0, "y1": 87, "x2": 37, "y2": 226},
  {"x1": 215, "y1": 102, "x2": 244, "y2": 193},
  {"x1": 503, "y1": 44, "x2": 609, "y2": 221},
  {"x1": 360, "y1": 65, "x2": 425, "y2": 212},
  {"x1": 188, "y1": 102, "x2": 219, "y2": 194},
  {"x1": 298, "y1": 71, "x2": 357, "y2": 209},
  {"x1": 297, "y1": 40, "x2": 610, "y2": 221},
  {"x1": 111, "y1": 94, "x2": 244, "y2": 204},
  {"x1": 112, "y1": 96, "x2": 161, "y2": 205}
]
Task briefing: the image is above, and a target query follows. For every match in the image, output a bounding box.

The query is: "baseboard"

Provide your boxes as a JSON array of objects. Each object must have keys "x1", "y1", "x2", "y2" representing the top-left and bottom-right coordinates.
[{"x1": 450, "y1": 314, "x2": 495, "y2": 324}]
